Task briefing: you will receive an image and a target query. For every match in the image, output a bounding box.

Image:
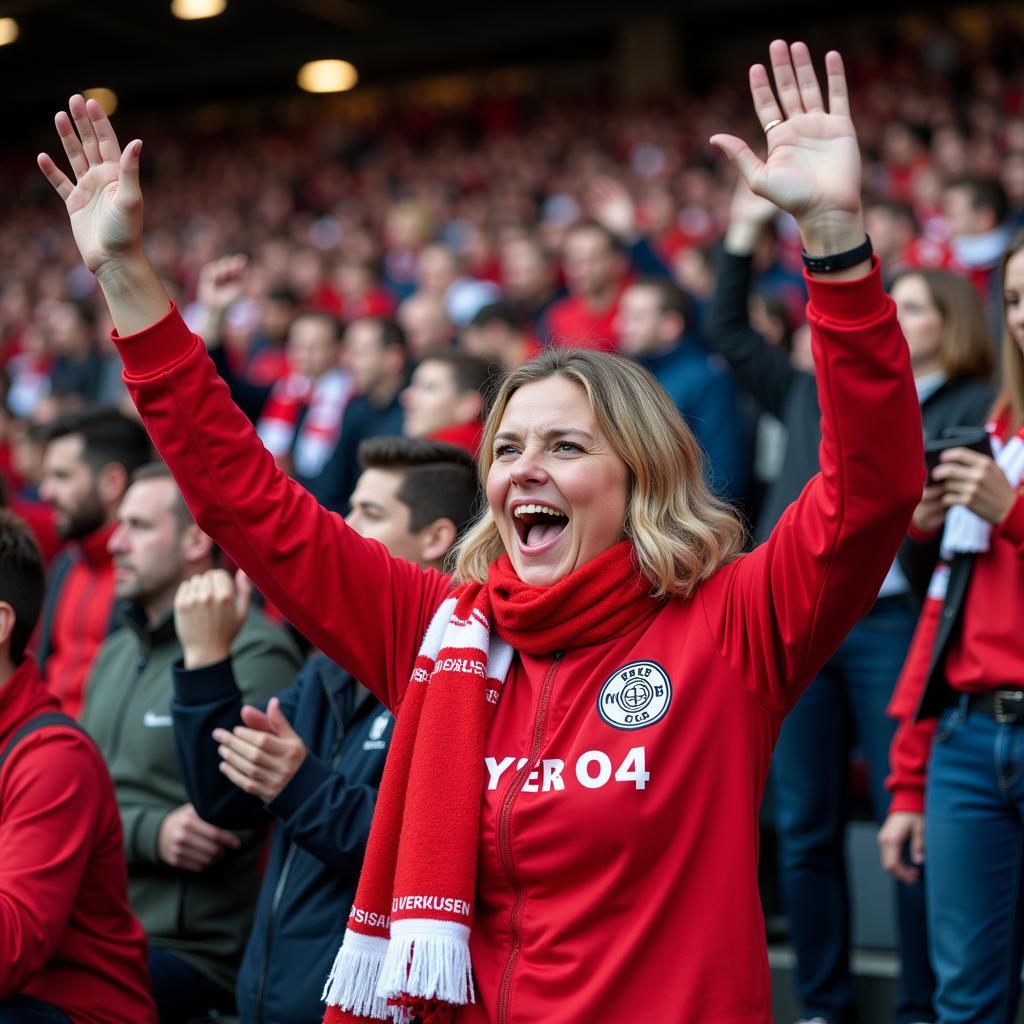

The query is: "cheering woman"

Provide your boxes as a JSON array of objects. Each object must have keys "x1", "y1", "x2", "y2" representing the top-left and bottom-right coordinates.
[{"x1": 39, "y1": 42, "x2": 922, "y2": 1024}]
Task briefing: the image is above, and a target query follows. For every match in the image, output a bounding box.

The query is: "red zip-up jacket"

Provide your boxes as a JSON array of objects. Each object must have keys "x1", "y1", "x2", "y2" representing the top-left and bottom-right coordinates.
[
  {"x1": 113, "y1": 261, "x2": 921, "y2": 1023},
  {"x1": 0, "y1": 658, "x2": 156, "y2": 1024}
]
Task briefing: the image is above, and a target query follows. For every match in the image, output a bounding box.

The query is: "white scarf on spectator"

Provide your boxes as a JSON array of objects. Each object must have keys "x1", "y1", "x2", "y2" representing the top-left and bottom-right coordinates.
[{"x1": 940, "y1": 426, "x2": 1024, "y2": 559}]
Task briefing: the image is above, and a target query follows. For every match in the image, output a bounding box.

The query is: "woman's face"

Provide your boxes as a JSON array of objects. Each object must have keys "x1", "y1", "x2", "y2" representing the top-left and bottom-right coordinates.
[
  {"x1": 1004, "y1": 249, "x2": 1024, "y2": 357},
  {"x1": 892, "y1": 274, "x2": 944, "y2": 373},
  {"x1": 486, "y1": 376, "x2": 629, "y2": 587}
]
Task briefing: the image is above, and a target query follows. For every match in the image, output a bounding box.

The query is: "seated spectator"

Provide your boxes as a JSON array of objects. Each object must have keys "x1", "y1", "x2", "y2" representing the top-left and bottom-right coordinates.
[
  {"x1": 462, "y1": 301, "x2": 542, "y2": 371},
  {"x1": 545, "y1": 220, "x2": 628, "y2": 352},
  {"x1": 37, "y1": 408, "x2": 152, "y2": 718},
  {"x1": 313, "y1": 317, "x2": 408, "y2": 513},
  {"x1": 396, "y1": 291, "x2": 455, "y2": 359},
  {"x1": 196, "y1": 257, "x2": 353, "y2": 490},
  {"x1": 415, "y1": 242, "x2": 499, "y2": 326},
  {"x1": 616, "y1": 277, "x2": 749, "y2": 504},
  {"x1": 169, "y1": 437, "x2": 479, "y2": 1024},
  {"x1": 254, "y1": 311, "x2": 352, "y2": 486},
  {"x1": 942, "y1": 176, "x2": 1012, "y2": 329},
  {"x1": 865, "y1": 199, "x2": 919, "y2": 285},
  {"x1": 498, "y1": 232, "x2": 564, "y2": 342},
  {"x1": 0, "y1": 509, "x2": 156, "y2": 1024},
  {"x1": 80, "y1": 464, "x2": 302, "y2": 1023},
  {"x1": 44, "y1": 302, "x2": 106, "y2": 405},
  {"x1": 400, "y1": 350, "x2": 495, "y2": 454},
  {"x1": 331, "y1": 256, "x2": 395, "y2": 325},
  {"x1": 248, "y1": 285, "x2": 298, "y2": 386}
]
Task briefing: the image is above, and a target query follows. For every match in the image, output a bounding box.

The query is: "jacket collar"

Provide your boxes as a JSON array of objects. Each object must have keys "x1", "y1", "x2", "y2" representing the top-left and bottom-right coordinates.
[
  {"x1": 76, "y1": 520, "x2": 117, "y2": 571},
  {"x1": 117, "y1": 602, "x2": 179, "y2": 651}
]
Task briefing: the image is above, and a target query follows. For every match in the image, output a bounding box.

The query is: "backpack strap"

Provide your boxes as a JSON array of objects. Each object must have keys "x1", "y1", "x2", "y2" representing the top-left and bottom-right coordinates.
[{"x1": 0, "y1": 711, "x2": 86, "y2": 776}]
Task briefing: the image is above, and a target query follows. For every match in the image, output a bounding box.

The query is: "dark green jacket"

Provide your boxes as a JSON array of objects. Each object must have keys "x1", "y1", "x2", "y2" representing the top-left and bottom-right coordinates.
[{"x1": 81, "y1": 602, "x2": 302, "y2": 994}]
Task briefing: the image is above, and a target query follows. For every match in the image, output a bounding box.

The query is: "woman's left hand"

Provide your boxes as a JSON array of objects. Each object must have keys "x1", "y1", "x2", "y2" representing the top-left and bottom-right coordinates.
[
  {"x1": 711, "y1": 41, "x2": 864, "y2": 259},
  {"x1": 932, "y1": 447, "x2": 1020, "y2": 525}
]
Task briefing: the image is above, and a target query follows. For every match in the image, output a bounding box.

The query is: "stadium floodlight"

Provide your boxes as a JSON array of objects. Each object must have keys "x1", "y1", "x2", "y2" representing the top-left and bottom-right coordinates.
[
  {"x1": 171, "y1": 0, "x2": 227, "y2": 20},
  {"x1": 0, "y1": 18, "x2": 18, "y2": 45},
  {"x1": 298, "y1": 59, "x2": 359, "y2": 94},
  {"x1": 83, "y1": 88, "x2": 119, "y2": 115}
]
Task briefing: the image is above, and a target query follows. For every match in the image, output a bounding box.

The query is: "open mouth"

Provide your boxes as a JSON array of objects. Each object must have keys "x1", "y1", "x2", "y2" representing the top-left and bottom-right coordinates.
[{"x1": 512, "y1": 502, "x2": 569, "y2": 551}]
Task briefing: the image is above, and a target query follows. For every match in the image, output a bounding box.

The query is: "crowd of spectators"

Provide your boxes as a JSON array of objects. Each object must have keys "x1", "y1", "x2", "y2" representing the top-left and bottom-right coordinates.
[{"x1": 3, "y1": 16, "x2": 1024, "y2": 1024}]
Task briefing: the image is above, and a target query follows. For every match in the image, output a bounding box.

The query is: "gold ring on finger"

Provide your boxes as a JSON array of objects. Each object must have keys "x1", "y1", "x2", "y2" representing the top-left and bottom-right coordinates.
[{"x1": 762, "y1": 118, "x2": 784, "y2": 133}]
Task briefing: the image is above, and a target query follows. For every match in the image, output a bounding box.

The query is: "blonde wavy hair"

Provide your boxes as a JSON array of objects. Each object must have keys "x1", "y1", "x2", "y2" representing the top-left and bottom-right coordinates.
[{"x1": 452, "y1": 348, "x2": 746, "y2": 598}]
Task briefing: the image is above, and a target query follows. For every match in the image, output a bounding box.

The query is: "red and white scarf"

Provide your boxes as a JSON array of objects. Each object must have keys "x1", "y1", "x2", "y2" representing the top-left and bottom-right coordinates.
[
  {"x1": 257, "y1": 368, "x2": 352, "y2": 478},
  {"x1": 322, "y1": 542, "x2": 659, "y2": 1024}
]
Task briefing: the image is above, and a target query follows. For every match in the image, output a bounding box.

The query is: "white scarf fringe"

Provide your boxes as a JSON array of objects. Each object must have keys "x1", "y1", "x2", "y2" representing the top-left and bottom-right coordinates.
[
  {"x1": 377, "y1": 919, "x2": 475, "y2": 1006},
  {"x1": 323, "y1": 932, "x2": 390, "y2": 1019},
  {"x1": 941, "y1": 434, "x2": 1024, "y2": 560}
]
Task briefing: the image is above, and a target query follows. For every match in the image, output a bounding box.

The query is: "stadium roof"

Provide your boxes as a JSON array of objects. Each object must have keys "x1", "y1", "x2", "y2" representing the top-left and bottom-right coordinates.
[{"x1": 0, "y1": 0, "x2": 975, "y2": 134}]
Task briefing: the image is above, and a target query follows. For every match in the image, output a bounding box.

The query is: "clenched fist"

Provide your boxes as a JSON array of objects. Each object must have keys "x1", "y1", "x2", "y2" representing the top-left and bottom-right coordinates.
[{"x1": 174, "y1": 569, "x2": 252, "y2": 669}]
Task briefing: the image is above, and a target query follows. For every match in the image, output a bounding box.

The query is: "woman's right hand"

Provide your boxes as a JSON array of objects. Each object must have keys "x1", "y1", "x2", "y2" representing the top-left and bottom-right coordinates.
[
  {"x1": 37, "y1": 95, "x2": 144, "y2": 277},
  {"x1": 878, "y1": 811, "x2": 925, "y2": 885}
]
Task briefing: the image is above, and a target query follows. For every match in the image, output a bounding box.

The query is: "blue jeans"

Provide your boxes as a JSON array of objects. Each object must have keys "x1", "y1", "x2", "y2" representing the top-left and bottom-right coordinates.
[
  {"x1": 926, "y1": 704, "x2": 1024, "y2": 1024},
  {"x1": 772, "y1": 596, "x2": 935, "y2": 1024},
  {"x1": 0, "y1": 997, "x2": 71, "y2": 1023}
]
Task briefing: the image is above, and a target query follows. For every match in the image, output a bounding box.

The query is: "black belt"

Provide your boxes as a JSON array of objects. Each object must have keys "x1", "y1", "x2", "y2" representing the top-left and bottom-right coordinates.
[{"x1": 963, "y1": 690, "x2": 1024, "y2": 724}]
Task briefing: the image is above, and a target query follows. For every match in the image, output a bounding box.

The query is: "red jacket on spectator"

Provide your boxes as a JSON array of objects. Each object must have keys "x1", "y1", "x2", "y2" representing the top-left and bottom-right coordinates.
[
  {"x1": 111, "y1": 263, "x2": 921, "y2": 1022},
  {"x1": 428, "y1": 420, "x2": 483, "y2": 456},
  {"x1": 41, "y1": 522, "x2": 117, "y2": 719},
  {"x1": 545, "y1": 280, "x2": 628, "y2": 353},
  {"x1": 0, "y1": 657, "x2": 156, "y2": 1024}
]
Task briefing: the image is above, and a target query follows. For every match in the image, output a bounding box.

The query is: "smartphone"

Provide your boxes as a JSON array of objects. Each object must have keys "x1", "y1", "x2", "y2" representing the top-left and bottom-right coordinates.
[{"x1": 924, "y1": 426, "x2": 992, "y2": 479}]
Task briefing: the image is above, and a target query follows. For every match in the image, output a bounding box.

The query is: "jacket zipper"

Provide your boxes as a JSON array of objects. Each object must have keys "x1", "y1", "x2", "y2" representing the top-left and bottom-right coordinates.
[
  {"x1": 254, "y1": 841, "x2": 298, "y2": 1024},
  {"x1": 496, "y1": 651, "x2": 562, "y2": 1024},
  {"x1": 255, "y1": 672, "x2": 350, "y2": 1024}
]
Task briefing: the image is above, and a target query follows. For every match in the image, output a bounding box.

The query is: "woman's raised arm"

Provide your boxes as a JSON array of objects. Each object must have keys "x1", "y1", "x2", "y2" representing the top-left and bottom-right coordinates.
[
  {"x1": 704, "y1": 43, "x2": 924, "y2": 712},
  {"x1": 37, "y1": 97, "x2": 452, "y2": 709}
]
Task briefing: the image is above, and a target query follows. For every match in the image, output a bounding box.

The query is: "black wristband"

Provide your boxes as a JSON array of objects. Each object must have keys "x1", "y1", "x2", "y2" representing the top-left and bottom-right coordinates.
[{"x1": 801, "y1": 235, "x2": 873, "y2": 274}]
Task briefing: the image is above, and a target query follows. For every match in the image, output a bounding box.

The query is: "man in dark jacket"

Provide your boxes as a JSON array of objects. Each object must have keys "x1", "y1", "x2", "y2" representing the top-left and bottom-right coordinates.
[
  {"x1": 171, "y1": 437, "x2": 480, "y2": 1024},
  {"x1": 311, "y1": 317, "x2": 409, "y2": 513},
  {"x1": 616, "y1": 277, "x2": 749, "y2": 503}
]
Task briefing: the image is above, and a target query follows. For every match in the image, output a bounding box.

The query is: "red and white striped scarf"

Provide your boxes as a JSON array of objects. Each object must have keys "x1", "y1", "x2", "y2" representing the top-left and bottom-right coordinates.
[
  {"x1": 322, "y1": 542, "x2": 659, "y2": 1024},
  {"x1": 257, "y1": 368, "x2": 352, "y2": 479}
]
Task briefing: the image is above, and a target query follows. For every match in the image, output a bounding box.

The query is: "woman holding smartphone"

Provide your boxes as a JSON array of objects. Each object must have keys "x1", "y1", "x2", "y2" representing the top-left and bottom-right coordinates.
[{"x1": 882, "y1": 228, "x2": 1024, "y2": 1024}]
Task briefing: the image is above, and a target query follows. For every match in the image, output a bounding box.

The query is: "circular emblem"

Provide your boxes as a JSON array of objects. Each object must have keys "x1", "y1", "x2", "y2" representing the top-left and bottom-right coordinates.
[{"x1": 598, "y1": 661, "x2": 672, "y2": 730}]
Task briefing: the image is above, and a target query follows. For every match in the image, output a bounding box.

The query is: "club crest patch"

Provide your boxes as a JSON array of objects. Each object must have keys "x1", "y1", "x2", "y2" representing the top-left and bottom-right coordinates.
[{"x1": 598, "y1": 660, "x2": 672, "y2": 730}]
